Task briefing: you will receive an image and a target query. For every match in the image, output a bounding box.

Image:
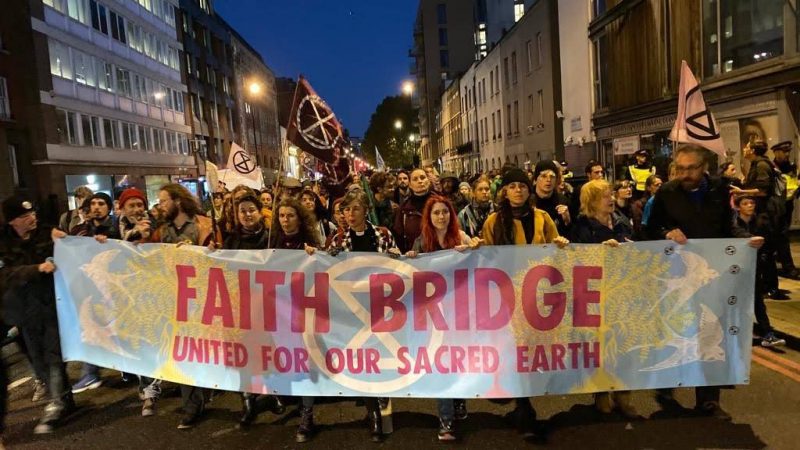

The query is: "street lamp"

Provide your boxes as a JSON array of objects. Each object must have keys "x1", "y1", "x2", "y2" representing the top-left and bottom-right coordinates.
[
  {"x1": 247, "y1": 81, "x2": 261, "y2": 154},
  {"x1": 401, "y1": 80, "x2": 414, "y2": 97},
  {"x1": 249, "y1": 82, "x2": 261, "y2": 95},
  {"x1": 394, "y1": 119, "x2": 403, "y2": 130}
]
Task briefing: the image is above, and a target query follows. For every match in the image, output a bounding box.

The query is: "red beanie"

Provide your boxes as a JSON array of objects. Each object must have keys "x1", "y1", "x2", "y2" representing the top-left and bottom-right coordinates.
[{"x1": 118, "y1": 188, "x2": 147, "y2": 208}]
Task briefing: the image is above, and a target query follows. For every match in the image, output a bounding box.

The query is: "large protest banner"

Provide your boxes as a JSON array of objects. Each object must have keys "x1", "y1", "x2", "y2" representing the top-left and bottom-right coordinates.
[{"x1": 54, "y1": 238, "x2": 754, "y2": 398}]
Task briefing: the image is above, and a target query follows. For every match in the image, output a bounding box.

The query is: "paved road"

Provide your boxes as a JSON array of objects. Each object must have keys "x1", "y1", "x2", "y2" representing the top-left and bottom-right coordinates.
[{"x1": 3, "y1": 342, "x2": 800, "y2": 449}]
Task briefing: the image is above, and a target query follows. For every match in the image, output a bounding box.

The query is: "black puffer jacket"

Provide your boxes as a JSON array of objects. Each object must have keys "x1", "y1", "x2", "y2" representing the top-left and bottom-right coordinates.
[{"x1": 0, "y1": 225, "x2": 56, "y2": 326}]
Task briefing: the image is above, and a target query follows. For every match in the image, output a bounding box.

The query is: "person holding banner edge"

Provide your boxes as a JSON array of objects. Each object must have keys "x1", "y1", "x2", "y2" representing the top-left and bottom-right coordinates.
[
  {"x1": 480, "y1": 167, "x2": 569, "y2": 441},
  {"x1": 647, "y1": 144, "x2": 763, "y2": 421}
]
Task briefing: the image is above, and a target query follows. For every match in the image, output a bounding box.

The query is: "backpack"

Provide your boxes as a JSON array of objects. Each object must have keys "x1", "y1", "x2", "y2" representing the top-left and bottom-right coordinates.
[{"x1": 760, "y1": 159, "x2": 787, "y2": 200}]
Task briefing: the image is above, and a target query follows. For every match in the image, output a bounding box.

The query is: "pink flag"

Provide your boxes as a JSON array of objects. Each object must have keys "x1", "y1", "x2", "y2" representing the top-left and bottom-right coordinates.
[{"x1": 669, "y1": 60, "x2": 726, "y2": 157}]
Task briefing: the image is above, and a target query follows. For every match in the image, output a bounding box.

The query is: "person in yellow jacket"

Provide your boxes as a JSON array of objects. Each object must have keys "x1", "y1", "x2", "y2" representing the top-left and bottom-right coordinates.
[
  {"x1": 628, "y1": 149, "x2": 656, "y2": 201},
  {"x1": 772, "y1": 141, "x2": 800, "y2": 279},
  {"x1": 480, "y1": 168, "x2": 568, "y2": 441}
]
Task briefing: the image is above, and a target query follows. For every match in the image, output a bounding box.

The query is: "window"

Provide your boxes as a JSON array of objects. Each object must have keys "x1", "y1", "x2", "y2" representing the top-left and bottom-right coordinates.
[
  {"x1": 97, "y1": 59, "x2": 113, "y2": 92},
  {"x1": 536, "y1": 33, "x2": 543, "y2": 68},
  {"x1": 103, "y1": 118, "x2": 119, "y2": 148},
  {"x1": 120, "y1": 122, "x2": 132, "y2": 148},
  {"x1": 133, "y1": 74, "x2": 147, "y2": 102},
  {"x1": 437, "y1": 4, "x2": 447, "y2": 24},
  {"x1": 66, "y1": 111, "x2": 79, "y2": 144},
  {"x1": 489, "y1": 71, "x2": 494, "y2": 97},
  {"x1": 128, "y1": 123, "x2": 140, "y2": 149},
  {"x1": 81, "y1": 114, "x2": 100, "y2": 146},
  {"x1": 514, "y1": 0, "x2": 525, "y2": 22},
  {"x1": 497, "y1": 109, "x2": 502, "y2": 139},
  {"x1": 8, "y1": 144, "x2": 19, "y2": 187},
  {"x1": 526, "y1": 40, "x2": 533, "y2": 72},
  {"x1": 511, "y1": 52, "x2": 518, "y2": 84},
  {"x1": 506, "y1": 104, "x2": 512, "y2": 136},
  {"x1": 166, "y1": 131, "x2": 177, "y2": 154},
  {"x1": 503, "y1": 57, "x2": 509, "y2": 88},
  {"x1": 138, "y1": 126, "x2": 150, "y2": 151},
  {"x1": 152, "y1": 128, "x2": 164, "y2": 152},
  {"x1": 537, "y1": 90, "x2": 544, "y2": 126},
  {"x1": 438, "y1": 28, "x2": 448, "y2": 46},
  {"x1": 44, "y1": 0, "x2": 67, "y2": 14},
  {"x1": 222, "y1": 76, "x2": 230, "y2": 94},
  {"x1": 90, "y1": 0, "x2": 109, "y2": 35},
  {"x1": 67, "y1": 0, "x2": 88, "y2": 24},
  {"x1": 491, "y1": 112, "x2": 496, "y2": 141},
  {"x1": 0, "y1": 77, "x2": 9, "y2": 119},
  {"x1": 73, "y1": 50, "x2": 96, "y2": 87},
  {"x1": 49, "y1": 39, "x2": 73, "y2": 79},
  {"x1": 513, "y1": 101, "x2": 520, "y2": 134},
  {"x1": 702, "y1": 0, "x2": 784, "y2": 77},
  {"x1": 173, "y1": 90, "x2": 184, "y2": 113},
  {"x1": 116, "y1": 67, "x2": 131, "y2": 97},
  {"x1": 127, "y1": 23, "x2": 143, "y2": 53},
  {"x1": 440, "y1": 50, "x2": 449, "y2": 68},
  {"x1": 527, "y1": 94, "x2": 534, "y2": 127}
]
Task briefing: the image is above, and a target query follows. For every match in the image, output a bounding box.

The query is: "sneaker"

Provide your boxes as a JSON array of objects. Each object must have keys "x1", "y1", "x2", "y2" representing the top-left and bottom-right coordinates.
[
  {"x1": 295, "y1": 406, "x2": 315, "y2": 443},
  {"x1": 71, "y1": 374, "x2": 102, "y2": 394},
  {"x1": 761, "y1": 333, "x2": 786, "y2": 348},
  {"x1": 142, "y1": 398, "x2": 155, "y2": 417},
  {"x1": 32, "y1": 379, "x2": 47, "y2": 402},
  {"x1": 437, "y1": 419, "x2": 456, "y2": 441},
  {"x1": 33, "y1": 400, "x2": 76, "y2": 434},
  {"x1": 767, "y1": 289, "x2": 791, "y2": 300},
  {"x1": 177, "y1": 411, "x2": 202, "y2": 429},
  {"x1": 454, "y1": 399, "x2": 467, "y2": 420}
]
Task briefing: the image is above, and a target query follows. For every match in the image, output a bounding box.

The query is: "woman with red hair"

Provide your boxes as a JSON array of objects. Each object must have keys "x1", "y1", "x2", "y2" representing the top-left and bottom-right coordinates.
[{"x1": 405, "y1": 195, "x2": 480, "y2": 441}]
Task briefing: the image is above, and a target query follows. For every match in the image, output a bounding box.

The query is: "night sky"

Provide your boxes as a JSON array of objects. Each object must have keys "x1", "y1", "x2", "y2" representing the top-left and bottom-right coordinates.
[{"x1": 214, "y1": 0, "x2": 417, "y2": 137}]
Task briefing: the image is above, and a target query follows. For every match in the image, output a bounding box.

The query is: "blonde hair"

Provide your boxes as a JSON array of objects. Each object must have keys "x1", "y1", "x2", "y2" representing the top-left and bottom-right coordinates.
[{"x1": 579, "y1": 179, "x2": 611, "y2": 218}]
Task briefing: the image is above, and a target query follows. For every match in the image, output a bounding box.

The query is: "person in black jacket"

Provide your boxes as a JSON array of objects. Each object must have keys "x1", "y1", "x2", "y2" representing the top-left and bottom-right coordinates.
[
  {"x1": 531, "y1": 160, "x2": 571, "y2": 236},
  {"x1": 0, "y1": 195, "x2": 75, "y2": 435},
  {"x1": 647, "y1": 144, "x2": 764, "y2": 421}
]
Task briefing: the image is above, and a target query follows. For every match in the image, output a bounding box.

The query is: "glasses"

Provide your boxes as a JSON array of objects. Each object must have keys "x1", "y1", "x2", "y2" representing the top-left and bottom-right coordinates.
[{"x1": 675, "y1": 163, "x2": 704, "y2": 173}]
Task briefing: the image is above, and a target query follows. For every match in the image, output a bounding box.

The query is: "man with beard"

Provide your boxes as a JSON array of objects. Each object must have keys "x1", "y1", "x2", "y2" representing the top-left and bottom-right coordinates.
[
  {"x1": 439, "y1": 172, "x2": 466, "y2": 210},
  {"x1": 368, "y1": 172, "x2": 398, "y2": 229},
  {"x1": 0, "y1": 195, "x2": 75, "y2": 435},
  {"x1": 647, "y1": 144, "x2": 763, "y2": 421},
  {"x1": 393, "y1": 170, "x2": 411, "y2": 205},
  {"x1": 151, "y1": 184, "x2": 218, "y2": 428},
  {"x1": 531, "y1": 160, "x2": 571, "y2": 236}
]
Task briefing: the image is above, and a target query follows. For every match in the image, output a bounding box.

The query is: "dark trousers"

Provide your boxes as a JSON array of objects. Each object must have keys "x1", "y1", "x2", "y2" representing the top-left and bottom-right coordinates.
[
  {"x1": 19, "y1": 318, "x2": 70, "y2": 407},
  {"x1": 755, "y1": 252, "x2": 773, "y2": 335},
  {"x1": 695, "y1": 386, "x2": 721, "y2": 407},
  {"x1": 776, "y1": 200, "x2": 796, "y2": 272},
  {"x1": 180, "y1": 385, "x2": 206, "y2": 415}
]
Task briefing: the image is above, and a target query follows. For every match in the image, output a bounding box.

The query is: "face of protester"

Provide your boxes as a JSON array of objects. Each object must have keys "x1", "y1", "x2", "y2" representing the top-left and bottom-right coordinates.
[
  {"x1": 535, "y1": 170, "x2": 557, "y2": 196},
  {"x1": 213, "y1": 195, "x2": 223, "y2": 208},
  {"x1": 738, "y1": 198, "x2": 756, "y2": 217},
  {"x1": 675, "y1": 151, "x2": 707, "y2": 191},
  {"x1": 260, "y1": 192, "x2": 273, "y2": 210},
  {"x1": 237, "y1": 200, "x2": 262, "y2": 230},
  {"x1": 122, "y1": 198, "x2": 146, "y2": 222},
  {"x1": 278, "y1": 206, "x2": 300, "y2": 235},
  {"x1": 333, "y1": 203, "x2": 347, "y2": 229},
  {"x1": 459, "y1": 185, "x2": 471, "y2": 197},
  {"x1": 648, "y1": 178, "x2": 663, "y2": 195},
  {"x1": 616, "y1": 181, "x2": 633, "y2": 201},
  {"x1": 158, "y1": 190, "x2": 180, "y2": 221},
  {"x1": 588, "y1": 165, "x2": 604, "y2": 180},
  {"x1": 300, "y1": 193, "x2": 316, "y2": 214},
  {"x1": 442, "y1": 178, "x2": 456, "y2": 194},
  {"x1": 430, "y1": 202, "x2": 451, "y2": 233},
  {"x1": 90, "y1": 198, "x2": 110, "y2": 220},
  {"x1": 397, "y1": 172, "x2": 409, "y2": 189},
  {"x1": 596, "y1": 189, "x2": 615, "y2": 217},
  {"x1": 723, "y1": 165, "x2": 737, "y2": 179},
  {"x1": 505, "y1": 182, "x2": 530, "y2": 207},
  {"x1": 10, "y1": 211, "x2": 37, "y2": 238},
  {"x1": 381, "y1": 180, "x2": 396, "y2": 198},
  {"x1": 743, "y1": 143, "x2": 755, "y2": 160},
  {"x1": 342, "y1": 201, "x2": 368, "y2": 230},
  {"x1": 410, "y1": 169, "x2": 430, "y2": 195},
  {"x1": 474, "y1": 181, "x2": 491, "y2": 203}
]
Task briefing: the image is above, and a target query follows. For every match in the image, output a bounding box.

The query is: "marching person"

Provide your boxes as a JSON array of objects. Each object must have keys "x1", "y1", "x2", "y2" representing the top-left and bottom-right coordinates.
[
  {"x1": 393, "y1": 169, "x2": 411, "y2": 206},
  {"x1": 531, "y1": 160, "x2": 571, "y2": 236},
  {"x1": 481, "y1": 168, "x2": 568, "y2": 441},
  {"x1": 405, "y1": 195, "x2": 481, "y2": 441},
  {"x1": 299, "y1": 190, "x2": 335, "y2": 247},
  {"x1": 570, "y1": 180, "x2": 638, "y2": 419},
  {"x1": 0, "y1": 195, "x2": 75, "y2": 435},
  {"x1": 458, "y1": 175, "x2": 495, "y2": 238},
  {"x1": 393, "y1": 168, "x2": 433, "y2": 253},
  {"x1": 57, "y1": 185, "x2": 93, "y2": 233},
  {"x1": 328, "y1": 190, "x2": 401, "y2": 443},
  {"x1": 368, "y1": 172, "x2": 399, "y2": 229},
  {"x1": 151, "y1": 184, "x2": 219, "y2": 429},
  {"x1": 647, "y1": 144, "x2": 763, "y2": 421}
]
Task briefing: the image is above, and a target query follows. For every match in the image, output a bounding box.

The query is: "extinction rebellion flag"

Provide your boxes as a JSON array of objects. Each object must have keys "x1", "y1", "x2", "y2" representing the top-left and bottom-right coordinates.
[
  {"x1": 285, "y1": 76, "x2": 345, "y2": 164},
  {"x1": 669, "y1": 60, "x2": 726, "y2": 158}
]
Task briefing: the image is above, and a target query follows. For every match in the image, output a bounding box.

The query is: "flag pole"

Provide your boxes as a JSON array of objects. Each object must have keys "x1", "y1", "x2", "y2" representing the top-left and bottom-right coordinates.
[{"x1": 268, "y1": 76, "x2": 302, "y2": 247}]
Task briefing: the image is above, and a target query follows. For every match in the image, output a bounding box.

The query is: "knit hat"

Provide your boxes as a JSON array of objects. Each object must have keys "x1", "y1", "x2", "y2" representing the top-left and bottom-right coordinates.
[
  {"x1": 118, "y1": 188, "x2": 146, "y2": 208},
  {"x1": 89, "y1": 192, "x2": 113, "y2": 209},
  {"x1": 440, "y1": 171, "x2": 459, "y2": 182},
  {"x1": 533, "y1": 160, "x2": 560, "y2": 180},
  {"x1": 458, "y1": 181, "x2": 470, "y2": 192},
  {"x1": 2, "y1": 195, "x2": 34, "y2": 222},
  {"x1": 501, "y1": 168, "x2": 533, "y2": 192}
]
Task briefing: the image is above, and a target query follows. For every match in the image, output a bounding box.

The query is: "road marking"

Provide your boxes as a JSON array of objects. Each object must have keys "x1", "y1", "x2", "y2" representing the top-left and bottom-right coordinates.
[
  {"x1": 752, "y1": 354, "x2": 800, "y2": 384},
  {"x1": 753, "y1": 347, "x2": 800, "y2": 373},
  {"x1": 7, "y1": 376, "x2": 31, "y2": 391}
]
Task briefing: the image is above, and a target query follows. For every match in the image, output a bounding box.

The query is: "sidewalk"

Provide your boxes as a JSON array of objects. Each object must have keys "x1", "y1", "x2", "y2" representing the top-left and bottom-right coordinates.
[{"x1": 768, "y1": 239, "x2": 800, "y2": 344}]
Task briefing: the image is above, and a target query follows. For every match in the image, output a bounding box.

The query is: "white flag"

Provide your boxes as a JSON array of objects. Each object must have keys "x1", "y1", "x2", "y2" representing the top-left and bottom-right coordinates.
[
  {"x1": 375, "y1": 146, "x2": 386, "y2": 171},
  {"x1": 669, "y1": 60, "x2": 726, "y2": 158},
  {"x1": 224, "y1": 143, "x2": 263, "y2": 185},
  {"x1": 205, "y1": 160, "x2": 220, "y2": 193}
]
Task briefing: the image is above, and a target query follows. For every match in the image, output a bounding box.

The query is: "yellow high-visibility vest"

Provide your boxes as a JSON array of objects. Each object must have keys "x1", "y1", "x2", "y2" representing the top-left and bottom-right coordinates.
[
  {"x1": 628, "y1": 165, "x2": 654, "y2": 191},
  {"x1": 784, "y1": 173, "x2": 798, "y2": 199}
]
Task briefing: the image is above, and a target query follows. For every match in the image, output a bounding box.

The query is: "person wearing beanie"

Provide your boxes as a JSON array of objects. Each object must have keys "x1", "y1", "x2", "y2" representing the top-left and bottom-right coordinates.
[
  {"x1": 0, "y1": 194, "x2": 76, "y2": 434},
  {"x1": 458, "y1": 181, "x2": 472, "y2": 205},
  {"x1": 532, "y1": 160, "x2": 572, "y2": 236},
  {"x1": 117, "y1": 188, "x2": 152, "y2": 244},
  {"x1": 479, "y1": 168, "x2": 568, "y2": 439}
]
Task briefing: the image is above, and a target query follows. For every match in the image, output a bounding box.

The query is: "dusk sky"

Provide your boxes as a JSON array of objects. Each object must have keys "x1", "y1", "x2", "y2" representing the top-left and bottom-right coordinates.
[{"x1": 214, "y1": 0, "x2": 418, "y2": 137}]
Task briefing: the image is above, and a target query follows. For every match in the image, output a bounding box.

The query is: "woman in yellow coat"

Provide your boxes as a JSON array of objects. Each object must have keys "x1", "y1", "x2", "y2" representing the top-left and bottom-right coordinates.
[{"x1": 481, "y1": 167, "x2": 568, "y2": 441}]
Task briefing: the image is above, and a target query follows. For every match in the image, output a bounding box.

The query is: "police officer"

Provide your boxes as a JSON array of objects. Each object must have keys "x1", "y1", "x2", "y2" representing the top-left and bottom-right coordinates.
[
  {"x1": 628, "y1": 149, "x2": 656, "y2": 200},
  {"x1": 772, "y1": 141, "x2": 800, "y2": 279},
  {"x1": 0, "y1": 195, "x2": 75, "y2": 435}
]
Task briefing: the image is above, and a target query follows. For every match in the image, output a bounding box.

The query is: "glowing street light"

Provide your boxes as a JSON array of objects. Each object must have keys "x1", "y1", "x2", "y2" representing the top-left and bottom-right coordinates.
[
  {"x1": 408, "y1": 134, "x2": 416, "y2": 142},
  {"x1": 401, "y1": 80, "x2": 414, "y2": 96},
  {"x1": 394, "y1": 119, "x2": 403, "y2": 130},
  {"x1": 249, "y1": 82, "x2": 261, "y2": 95}
]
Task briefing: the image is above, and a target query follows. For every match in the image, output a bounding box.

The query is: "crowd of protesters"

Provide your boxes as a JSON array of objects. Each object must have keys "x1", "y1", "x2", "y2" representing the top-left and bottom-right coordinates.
[{"x1": 0, "y1": 140, "x2": 795, "y2": 445}]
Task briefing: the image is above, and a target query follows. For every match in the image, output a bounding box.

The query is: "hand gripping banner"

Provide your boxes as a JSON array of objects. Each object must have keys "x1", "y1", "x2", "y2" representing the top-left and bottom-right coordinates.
[{"x1": 54, "y1": 238, "x2": 755, "y2": 398}]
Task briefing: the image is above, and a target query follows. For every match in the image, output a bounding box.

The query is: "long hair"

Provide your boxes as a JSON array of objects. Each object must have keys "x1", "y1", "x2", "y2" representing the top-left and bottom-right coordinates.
[
  {"x1": 492, "y1": 186, "x2": 535, "y2": 245},
  {"x1": 300, "y1": 190, "x2": 329, "y2": 222},
  {"x1": 268, "y1": 198, "x2": 318, "y2": 248},
  {"x1": 159, "y1": 183, "x2": 202, "y2": 217},
  {"x1": 420, "y1": 195, "x2": 461, "y2": 252}
]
